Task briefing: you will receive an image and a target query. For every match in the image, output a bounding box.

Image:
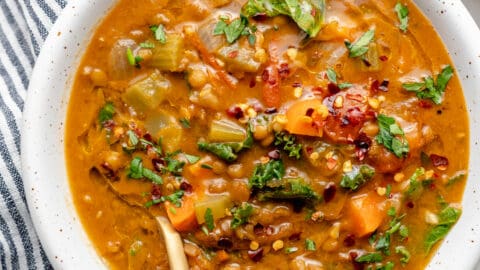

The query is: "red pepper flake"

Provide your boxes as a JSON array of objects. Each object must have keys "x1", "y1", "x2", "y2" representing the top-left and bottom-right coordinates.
[
  {"x1": 328, "y1": 82, "x2": 340, "y2": 95},
  {"x1": 152, "y1": 158, "x2": 165, "y2": 172},
  {"x1": 248, "y1": 247, "x2": 264, "y2": 262},
  {"x1": 226, "y1": 106, "x2": 244, "y2": 119},
  {"x1": 103, "y1": 119, "x2": 115, "y2": 130},
  {"x1": 379, "y1": 55, "x2": 388, "y2": 61},
  {"x1": 292, "y1": 82, "x2": 302, "y2": 88},
  {"x1": 312, "y1": 86, "x2": 324, "y2": 96},
  {"x1": 430, "y1": 154, "x2": 449, "y2": 170},
  {"x1": 151, "y1": 184, "x2": 162, "y2": 200},
  {"x1": 142, "y1": 133, "x2": 153, "y2": 142},
  {"x1": 406, "y1": 201, "x2": 414, "y2": 209},
  {"x1": 249, "y1": 77, "x2": 256, "y2": 88},
  {"x1": 343, "y1": 234, "x2": 356, "y2": 247},
  {"x1": 346, "y1": 107, "x2": 365, "y2": 126},
  {"x1": 362, "y1": 58, "x2": 371, "y2": 67},
  {"x1": 264, "y1": 107, "x2": 278, "y2": 114},
  {"x1": 419, "y1": 100, "x2": 433, "y2": 108},
  {"x1": 252, "y1": 13, "x2": 268, "y2": 21},
  {"x1": 288, "y1": 232, "x2": 302, "y2": 241},
  {"x1": 253, "y1": 223, "x2": 265, "y2": 235},
  {"x1": 180, "y1": 181, "x2": 193, "y2": 194},
  {"x1": 305, "y1": 147, "x2": 313, "y2": 155},
  {"x1": 305, "y1": 108, "x2": 314, "y2": 117},
  {"x1": 228, "y1": 50, "x2": 238, "y2": 58},
  {"x1": 278, "y1": 63, "x2": 290, "y2": 79},
  {"x1": 326, "y1": 158, "x2": 337, "y2": 170},
  {"x1": 323, "y1": 183, "x2": 337, "y2": 203},
  {"x1": 345, "y1": 93, "x2": 364, "y2": 103},
  {"x1": 380, "y1": 80, "x2": 389, "y2": 91}
]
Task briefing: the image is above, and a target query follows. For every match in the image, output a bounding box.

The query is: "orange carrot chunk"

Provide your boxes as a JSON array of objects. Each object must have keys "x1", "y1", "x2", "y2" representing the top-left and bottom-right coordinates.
[
  {"x1": 346, "y1": 192, "x2": 386, "y2": 237},
  {"x1": 285, "y1": 99, "x2": 326, "y2": 137},
  {"x1": 165, "y1": 195, "x2": 198, "y2": 232}
]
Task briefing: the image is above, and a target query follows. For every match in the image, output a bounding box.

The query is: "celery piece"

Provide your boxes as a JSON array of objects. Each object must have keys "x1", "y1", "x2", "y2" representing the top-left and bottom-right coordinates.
[
  {"x1": 123, "y1": 71, "x2": 172, "y2": 112},
  {"x1": 208, "y1": 119, "x2": 247, "y2": 142},
  {"x1": 195, "y1": 195, "x2": 233, "y2": 224},
  {"x1": 149, "y1": 33, "x2": 185, "y2": 72},
  {"x1": 216, "y1": 44, "x2": 261, "y2": 73}
]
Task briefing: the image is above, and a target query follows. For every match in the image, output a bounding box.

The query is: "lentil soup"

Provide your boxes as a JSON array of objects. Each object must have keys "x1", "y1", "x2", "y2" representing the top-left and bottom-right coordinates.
[{"x1": 65, "y1": 0, "x2": 469, "y2": 269}]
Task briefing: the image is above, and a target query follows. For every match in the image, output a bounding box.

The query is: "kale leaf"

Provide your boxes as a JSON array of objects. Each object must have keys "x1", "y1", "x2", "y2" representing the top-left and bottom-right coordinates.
[{"x1": 340, "y1": 165, "x2": 375, "y2": 191}]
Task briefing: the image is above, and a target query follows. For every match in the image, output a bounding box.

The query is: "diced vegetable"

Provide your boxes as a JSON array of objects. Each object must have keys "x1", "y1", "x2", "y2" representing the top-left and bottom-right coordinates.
[
  {"x1": 241, "y1": 0, "x2": 326, "y2": 37},
  {"x1": 262, "y1": 63, "x2": 281, "y2": 108},
  {"x1": 285, "y1": 99, "x2": 327, "y2": 137},
  {"x1": 123, "y1": 71, "x2": 172, "y2": 112},
  {"x1": 340, "y1": 165, "x2": 375, "y2": 191},
  {"x1": 186, "y1": 155, "x2": 216, "y2": 179},
  {"x1": 208, "y1": 119, "x2": 247, "y2": 142},
  {"x1": 194, "y1": 195, "x2": 233, "y2": 224},
  {"x1": 216, "y1": 44, "x2": 261, "y2": 73},
  {"x1": 345, "y1": 29, "x2": 375, "y2": 58},
  {"x1": 198, "y1": 19, "x2": 226, "y2": 52},
  {"x1": 149, "y1": 33, "x2": 185, "y2": 72},
  {"x1": 144, "y1": 111, "x2": 183, "y2": 153},
  {"x1": 347, "y1": 192, "x2": 386, "y2": 236},
  {"x1": 108, "y1": 38, "x2": 136, "y2": 80},
  {"x1": 165, "y1": 195, "x2": 198, "y2": 232}
]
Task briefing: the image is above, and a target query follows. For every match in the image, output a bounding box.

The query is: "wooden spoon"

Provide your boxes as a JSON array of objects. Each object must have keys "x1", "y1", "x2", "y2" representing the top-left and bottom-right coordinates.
[{"x1": 92, "y1": 168, "x2": 189, "y2": 270}]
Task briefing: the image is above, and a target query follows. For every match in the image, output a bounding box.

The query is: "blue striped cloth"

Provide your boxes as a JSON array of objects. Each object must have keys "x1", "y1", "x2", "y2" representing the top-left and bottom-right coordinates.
[{"x1": 0, "y1": 0, "x2": 67, "y2": 269}]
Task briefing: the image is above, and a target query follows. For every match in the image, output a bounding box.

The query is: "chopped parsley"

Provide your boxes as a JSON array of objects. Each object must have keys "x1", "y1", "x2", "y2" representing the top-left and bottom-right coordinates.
[
  {"x1": 340, "y1": 165, "x2": 375, "y2": 191},
  {"x1": 214, "y1": 16, "x2": 256, "y2": 44},
  {"x1": 405, "y1": 167, "x2": 425, "y2": 196},
  {"x1": 231, "y1": 202, "x2": 253, "y2": 228},
  {"x1": 274, "y1": 132, "x2": 302, "y2": 159},
  {"x1": 424, "y1": 206, "x2": 461, "y2": 252},
  {"x1": 179, "y1": 118, "x2": 191, "y2": 128},
  {"x1": 145, "y1": 190, "x2": 185, "y2": 208},
  {"x1": 345, "y1": 29, "x2": 375, "y2": 58},
  {"x1": 204, "y1": 208, "x2": 215, "y2": 231},
  {"x1": 402, "y1": 65, "x2": 454, "y2": 104},
  {"x1": 249, "y1": 159, "x2": 285, "y2": 189},
  {"x1": 305, "y1": 239, "x2": 316, "y2": 251},
  {"x1": 98, "y1": 102, "x2": 115, "y2": 125},
  {"x1": 395, "y1": 2, "x2": 409, "y2": 32},
  {"x1": 284, "y1": 247, "x2": 298, "y2": 254},
  {"x1": 395, "y1": 246, "x2": 410, "y2": 265},
  {"x1": 127, "y1": 157, "x2": 163, "y2": 184},
  {"x1": 150, "y1": 24, "x2": 167, "y2": 44},
  {"x1": 355, "y1": 252, "x2": 383, "y2": 263},
  {"x1": 376, "y1": 114, "x2": 409, "y2": 158},
  {"x1": 126, "y1": 47, "x2": 142, "y2": 67},
  {"x1": 184, "y1": 153, "x2": 200, "y2": 164},
  {"x1": 139, "y1": 42, "x2": 155, "y2": 49}
]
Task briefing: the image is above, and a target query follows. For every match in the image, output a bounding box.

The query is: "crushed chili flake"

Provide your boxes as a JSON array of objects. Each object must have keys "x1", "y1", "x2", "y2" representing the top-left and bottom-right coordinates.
[
  {"x1": 328, "y1": 83, "x2": 340, "y2": 95},
  {"x1": 228, "y1": 50, "x2": 238, "y2": 58},
  {"x1": 248, "y1": 247, "x2": 264, "y2": 262},
  {"x1": 379, "y1": 55, "x2": 388, "y2": 61},
  {"x1": 179, "y1": 181, "x2": 193, "y2": 193},
  {"x1": 217, "y1": 238, "x2": 233, "y2": 249},
  {"x1": 264, "y1": 107, "x2": 278, "y2": 114},
  {"x1": 252, "y1": 13, "x2": 268, "y2": 21},
  {"x1": 249, "y1": 78, "x2": 256, "y2": 88},
  {"x1": 305, "y1": 108, "x2": 315, "y2": 117},
  {"x1": 103, "y1": 119, "x2": 115, "y2": 129},
  {"x1": 323, "y1": 183, "x2": 337, "y2": 203},
  {"x1": 278, "y1": 63, "x2": 290, "y2": 79},
  {"x1": 430, "y1": 154, "x2": 449, "y2": 170},
  {"x1": 226, "y1": 106, "x2": 244, "y2": 119},
  {"x1": 142, "y1": 133, "x2": 153, "y2": 142},
  {"x1": 362, "y1": 58, "x2": 372, "y2": 67},
  {"x1": 253, "y1": 223, "x2": 265, "y2": 235},
  {"x1": 151, "y1": 184, "x2": 162, "y2": 200},
  {"x1": 152, "y1": 158, "x2": 165, "y2": 172},
  {"x1": 345, "y1": 107, "x2": 365, "y2": 126},
  {"x1": 289, "y1": 232, "x2": 302, "y2": 241},
  {"x1": 343, "y1": 234, "x2": 356, "y2": 247},
  {"x1": 419, "y1": 100, "x2": 433, "y2": 108},
  {"x1": 292, "y1": 82, "x2": 302, "y2": 88}
]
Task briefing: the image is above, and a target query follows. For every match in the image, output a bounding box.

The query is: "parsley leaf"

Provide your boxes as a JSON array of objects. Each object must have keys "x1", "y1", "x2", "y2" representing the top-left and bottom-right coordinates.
[
  {"x1": 340, "y1": 165, "x2": 375, "y2": 191},
  {"x1": 179, "y1": 118, "x2": 191, "y2": 128},
  {"x1": 139, "y1": 42, "x2": 155, "y2": 49},
  {"x1": 145, "y1": 190, "x2": 184, "y2": 208},
  {"x1": 257, "y1": 177, "x2": 319, "y2": 202},
  {"x1": 355, "y1": 252, "x2": 383, "y2": 263},
  {"x1": 395, "y1": 246, "x2": 411, "y2": 265},
  {"x1": 305, "y1": 239, "x2": 316, "y2": 251},
  {"x1": 424, "y1": 206, "x2": 461, "y2": 252},
  {"x1": 214, "y1": 16, "x2": 251, "y2": 44},
  {"x1": 231, "y1": 203, "x2": 253, "y2": 228},
  {"x1": 402, "y1": 65, "x2": 454, "y2": 104},
  {"x1": 249, "y1": 159, "x2": 285, "y2": 189},
  {"x1": 326, "y1": 68, "x2": 337, "y2": 83},
  {"x1": 150, "y1": 24, "x2": 167, "y2": 44},
  {"x1": 184, "y1": 153, "x2": 200, "y2": 164},
  {"x1": 127, "y1": 157, "x2": 163, "y2": 184},
  {"x1": 274, "y1": 132, "x2": 302, "y2": 159},
  {"x1": 405, "y1": 167, "x2": 425, "y2": 196},
  {"x1": 395, "y1": 2, "x2": 409, "y2": 32},
  {"x1": 241, "y1": 0, "x2": 326, "y2": 37},
  {"x1": 98, "y1": 102, "x2": 115, "y2": 125},
  {"x1": 204, "y1": 208, "x2": 215, "y2": 231},
  {"x1": 376, "y1": 114, "x2": 409, "y2": 158},
  {"x1": 345, "y1": 29, "x2": 375, "y2": 58},
  {"x1": 126, "y1": 48, "x2": 142, "y2": 67}
]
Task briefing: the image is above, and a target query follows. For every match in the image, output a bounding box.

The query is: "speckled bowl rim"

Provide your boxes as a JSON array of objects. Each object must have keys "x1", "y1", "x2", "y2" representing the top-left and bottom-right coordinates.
[{"x1": 21, "y1": 0, "x2": 480, "y2": 269}]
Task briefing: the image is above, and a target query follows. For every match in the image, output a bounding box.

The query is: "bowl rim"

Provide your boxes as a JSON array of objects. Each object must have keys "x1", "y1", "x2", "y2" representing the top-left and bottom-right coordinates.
[{"x1": 21, "y1": 0, "x2": 480, "y2": 269}]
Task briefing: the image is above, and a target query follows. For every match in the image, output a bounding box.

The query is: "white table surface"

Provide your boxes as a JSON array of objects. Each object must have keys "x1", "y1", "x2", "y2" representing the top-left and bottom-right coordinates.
[{"x1": 463, "y1": 0, "x2": 480, "y2": 27}]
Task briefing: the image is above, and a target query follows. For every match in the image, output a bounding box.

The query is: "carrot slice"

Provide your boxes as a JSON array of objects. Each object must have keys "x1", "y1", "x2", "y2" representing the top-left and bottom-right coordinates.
[
  {"x1": 165, "y1": 195, "x2": 198, "y2": 232},
  {"x1": 346, "y1": 192, "x2": 386, "y2": 237},
  {"x1": 186, "y1": 156, "x2": 215, "y2": 180},
  {"x1": 285, "y1": 99, "x2": 325, "y2": 137}
]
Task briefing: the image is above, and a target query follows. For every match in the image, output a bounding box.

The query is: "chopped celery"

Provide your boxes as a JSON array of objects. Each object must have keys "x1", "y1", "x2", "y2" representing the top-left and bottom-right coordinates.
[
  {"x1": 123, "y1": 71, "x2": 172, "y2": 112},
  {"x1": 216, "y1": 44, "x2": 261, "y2": 73},
  {"x1": 144, "y1": 111, "x2": 183, "y2": 153},
  {"x1": 208, "y1": 119, "x2": 247, "y2": 142},
  {"x1": 149, "y1": 33, "x2": 185, "y2": 72},
  {"x1": 194, "y1": 195, "x2": 233, "y2": 224}
]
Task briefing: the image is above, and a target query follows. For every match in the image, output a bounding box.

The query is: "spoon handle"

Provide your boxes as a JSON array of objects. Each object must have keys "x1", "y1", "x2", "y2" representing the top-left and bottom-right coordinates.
[{"x1": 156, "y1": 216, "x2": 189, "y2": 270}]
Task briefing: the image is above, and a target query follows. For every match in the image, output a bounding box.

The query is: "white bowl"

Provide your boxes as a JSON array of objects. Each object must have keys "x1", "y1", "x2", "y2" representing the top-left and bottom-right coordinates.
[{"x1": 21, "y1": 0, "x2": 480, "y2": 269}]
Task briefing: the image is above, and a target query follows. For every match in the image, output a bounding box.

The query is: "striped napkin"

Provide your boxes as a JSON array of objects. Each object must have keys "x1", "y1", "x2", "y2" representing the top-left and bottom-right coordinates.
[{"x1": 0, "y1": 0, "x2": 66, "y2": 269}]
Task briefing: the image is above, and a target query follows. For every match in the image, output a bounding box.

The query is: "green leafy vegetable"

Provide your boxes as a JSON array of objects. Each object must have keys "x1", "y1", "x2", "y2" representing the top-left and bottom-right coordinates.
[
  {"x1": 305, "y1": 239, "x2": 316, "y2": 251},
  {"x1": 98, "y1": 102, "x2": 115, "y2": 125},
  {"x1": 179, "y1": 118, "x2": 191, "y2": 128},
  {"x1": 257, "y1": 178, "x2": 320, "y2": 202},
  {"x1": 164, "y1": 155, "x2": 185, "y2": 176},
  {"x1": 231, "y1": 202, "x2": 254, "y2": 228},
  {"x1": 198, "y1": 124, "x2": 253, "y2": 162},
  {"x1": 241, "y1": 0, "x2": 326, "y2": 37},
  {"x1": 447, "y1": 172, "x2": 466, "y2": 186},
  {"x1": 326, "y1": 68, "x2": 337, "y2": 83},
  {"x1": 402, "y1": 65, "x2": 454, "y2": 104},
  {"x1": 395, "y1": 246, "x2": 411, "y2": 265},
  {"x1": 355, "y1": 252, "x2": 383, "y2": 263},
  {"x1": 184, "y1": 153, "x2": 200, "y2": 164},
  {"x1": 139, "y1": 42, "x2": 155, "y2": 49},
  {"x1": 127, "y1": 157, "x2": 163, "y2": 184},
  {"x1": 285, "y1": 247, "x2": 298, "y2": 254},
  {"x1": 249, "y1": 159, "x2": 285, "y2": 189},
  {"x1": 126, "y1": 47, "x2": 142, "y2": 67},
  {"x1": 424, "y1": 206, "x2": 461, "y2": 252},
  {"x1": 395, "y1": 2, "x2": 409, "y2": 32},
  {"x1": 376, "y1": 114, "x2": 409, "y2": 158},
  {"x1": 375, "y1": 234, "x2": 391, "y2": 255},
  {"x1": 145, "y1": 190, "x2": 185, "y2": 208},
  {"x1": 204, "y1": 208, "x2": 215, "y2": 231},
  {"x1": 150, "y1": 24, "x2": 167, "y2": 44},
  {"x1": 340, "y1": 165, "x2": 375, "y2": 191},
  {"x1": 274, "y1": 132, "x2": 302, "y2": 159},
  {"x1": 214, "y1": 16, "x2": 256, "y2": 44},
  {"x1": 345, "y1": 29, "x2": 375, "y2": 58},
  {"x1": 405, "y1": 167, "x2": 425, "y2": 196}
]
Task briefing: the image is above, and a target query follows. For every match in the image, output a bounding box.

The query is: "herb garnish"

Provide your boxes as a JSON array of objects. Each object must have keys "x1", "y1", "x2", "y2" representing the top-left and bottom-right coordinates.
[
  {"x1": 231, "y1": 202, "x2": 253, "y2": 228},
  {"x1": 150, "y1": 24, "x2": 167, "y2": 44},
  {"x1": 126, "y1": 47, "x2": 142, "y2": 67},
  {"x1": 305, "y1": 239, "x2": 316, "y2": 251},
  {"x1": 395, "y1": 2, "x2": 409, "y2": 32},
  {"x1": 402, "y1": 65, "x2": 454, "y2": 104},
  {"x1": 340, "y1": 165, "x2": 375, "y2": 191},
  {"x1": 376, "y1": 114, "x2": 409, "y2": 158},
  {"x1": 345, "y1": 29, "x2": 375, "y2": 58},
  {"x1": 424, "y1": 206, "x2": 461, "y2": 252},
  {"x1": 179, "y1": 118, "x2": 191, "y2": 129},
  {"x1": 249, "y1": 159, "x2": 285, "y2": 189},
  {"x1": 204, "y1": 208, "x2": 215, "y2": 231},
  {"x1": 274, "y1": 132, "x2": 302, "y2": 159},
  {"x1": 98, "y1": 102, "x2": 115, "y2": 125},
  {"x1": 145, "y1": 190, "x2": 184, "y2": 208},
  {"x1": 355, "y1": 252, "x2": 383, "y2": 263},
  {"x1": 127, "y1": 157, "x2": 163, "y2": 184},
  {"x1": 214, "y1": 16, "x2": 256, "y2": 44}
]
